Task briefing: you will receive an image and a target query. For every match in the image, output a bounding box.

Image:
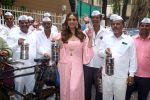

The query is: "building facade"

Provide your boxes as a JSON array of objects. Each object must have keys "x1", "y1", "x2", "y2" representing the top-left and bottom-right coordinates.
[{"x1": 14, "y1": 0, "x2": 71, "y2": 14}]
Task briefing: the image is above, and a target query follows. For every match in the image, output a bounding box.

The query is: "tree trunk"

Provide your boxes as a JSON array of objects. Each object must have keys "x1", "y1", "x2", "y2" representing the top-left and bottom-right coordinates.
[
  {"x1": 102, "y1": 0, "x2": 107, "y2": 20},
  {"x1": 127, "y1": 0, "x2": 150, "y2": 28},
  {"x1": 122, "y1": 0, "x2": 128, "y2": 20},
  {"x1": 69, "y1": 0, "x2": 76, "y2": 12},
  {"x1": 102, "y1": 0, "x2": 107, "y2": 26},
  {"x1": 112, "y1": 0, "x2": 120, "y2": 14}
]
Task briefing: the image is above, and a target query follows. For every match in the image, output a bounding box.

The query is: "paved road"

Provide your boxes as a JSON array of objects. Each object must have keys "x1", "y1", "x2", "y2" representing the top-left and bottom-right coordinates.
[{"x1": 91, "y1": 86, "x2": 150, "y2": 100}]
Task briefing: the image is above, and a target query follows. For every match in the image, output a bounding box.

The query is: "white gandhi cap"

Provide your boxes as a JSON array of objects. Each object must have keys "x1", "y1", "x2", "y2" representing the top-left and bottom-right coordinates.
[
  {"x1": 28, "y1": 16, "x2": 34, "y2": 21},
  {"x1": 5, "y1": 12, "x2": 13, "y2": 16},
  {"x1": 110, "y1": 14, "x2": 118, "y2": 20},
  {"x1": 44, "y1": 12, "x2": 51, "y2": 17},
  {"x1": 18, "y1": 15, "x2": 29, "y2": 21},
  {"x1": 141, "y1": 18, "x2": 150, "y2": 24},
  {"x1": 112, "y1": 16, "x2": 123, "y2": 21},
  {"x1": 42, "y1": 17, "x2": 51, "y2": 22},
  {"x1": 91, "y1": 10, "x2": 103, "y2": 16}
]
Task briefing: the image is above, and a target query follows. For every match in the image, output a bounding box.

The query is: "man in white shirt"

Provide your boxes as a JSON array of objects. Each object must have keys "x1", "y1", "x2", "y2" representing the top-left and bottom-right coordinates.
[
  {"x1": 83, "y1": 10, "x2": 111, "y2": 100},
  {"x1": 7, "y1": 15, "x2": 37, "y2": 100},
  {"x1": 36, "y1": 17, "x2": 59, "y2": 59},
  {"x1": 105, "y1": 14, "x2": 118, "y2": 32},
  {"x1": 0, "y1": 24, "x2": 7, "y2": 40},
  {"x1": 39, "y1": 12, "x2": 59, "y2": 34},
  {"x1": 0, "y1": 10, "x2": 14, "y2": 41},
  {"x1": 99, "y1": 16, "x2": 137, "y2": 100},
  {"x1": 35, "y1": 17, "x2": 59, "y2": 100},
  {"x1": 2, "y1": 12, "x2": 19, "y2": 40}
]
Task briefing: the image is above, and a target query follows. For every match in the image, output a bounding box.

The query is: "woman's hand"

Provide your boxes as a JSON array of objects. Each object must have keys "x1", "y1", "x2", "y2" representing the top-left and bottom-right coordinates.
[
  {"x1": 86, "y1": 29, "x2": 93, "y2": 48},
  {"x1": 86, "y1": 29, "x2": 93, "y2": 40}
]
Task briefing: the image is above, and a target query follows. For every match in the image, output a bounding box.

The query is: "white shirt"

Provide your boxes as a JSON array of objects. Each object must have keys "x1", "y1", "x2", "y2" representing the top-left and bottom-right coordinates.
[
  {"x1": 105, "y1": 26, "x2": 113, "y2": 33},
  {"x1": 7, "y1": 29, "x2": 37, "y2": 71},
  {"x1": 0, "y1": 25, "x2": 8, "y2": 40},
  {"x1": 4, "y1": 24, "x2": 19, "y2": 32},
  {"x1": 1, "y1": 25, "x2": 19, "y2": 41},
  {"x1": 99, "y1": 33, "x2": 137, "y2": 78},
  {"x1": 36, "y1": 29, "x2": 59, "y2": 59},
  {"x1": 86, "y1": 26, "x2": 112, "y2": 68}
]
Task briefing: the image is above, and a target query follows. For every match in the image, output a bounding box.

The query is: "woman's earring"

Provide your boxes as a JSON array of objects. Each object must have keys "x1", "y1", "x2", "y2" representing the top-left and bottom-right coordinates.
[{"x1": 76, "y1": 25, "x2": 78, "y2": 29}]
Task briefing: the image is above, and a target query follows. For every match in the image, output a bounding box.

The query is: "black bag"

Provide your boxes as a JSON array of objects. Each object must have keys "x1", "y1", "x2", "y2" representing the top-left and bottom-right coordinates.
[{"x1": 43, "y1": 66, "x2": 60, "y2": 88}]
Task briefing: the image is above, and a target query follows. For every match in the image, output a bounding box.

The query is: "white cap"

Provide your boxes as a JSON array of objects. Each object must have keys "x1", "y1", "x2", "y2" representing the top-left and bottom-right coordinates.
[
  {"x1": 18, "y1": 15, "x2": 28, "y2": 21},
  {"x1": 112, "y1": 16, "x2": 123, "y2": 21},
  {"x1": 5, "y1": 12, "x2": 13, "y2": 16},
  {"x1": 43, "y1": 12, "x2": 51, "y2": 17},
  {"x1": 28, "y1": 16, "x2": 34, "y2": 21},
  {"x1": 91, "y1": 10, "x2": 103, "y2": 16},
  {"x1": 110, "y1": 14, "x2": 118, "y2": 20},
  {"x1": 42, "y1": 17, "x2": 51, "y2": 22},
  {"x1": 141, "y1": 18, "x2": 150, "y2": 24}
]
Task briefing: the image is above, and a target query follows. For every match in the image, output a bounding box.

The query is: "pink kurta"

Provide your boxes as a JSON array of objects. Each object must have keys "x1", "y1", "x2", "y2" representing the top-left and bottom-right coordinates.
[
  {"x1": 134, "y1": 34, "x2": 150, "y2": 78},
  {"x1": 58, "y1": 38, "x2": 93, "y2": 100}
]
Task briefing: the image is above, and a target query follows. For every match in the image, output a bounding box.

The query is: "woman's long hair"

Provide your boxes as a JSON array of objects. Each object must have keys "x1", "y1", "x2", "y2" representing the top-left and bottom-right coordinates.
[{"x1": 61, "y1": 12, "x2": 86, "y2": 43}]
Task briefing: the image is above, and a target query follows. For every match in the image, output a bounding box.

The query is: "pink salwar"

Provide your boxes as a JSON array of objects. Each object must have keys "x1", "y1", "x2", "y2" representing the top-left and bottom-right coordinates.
[{"x1": 58, "y1": 38, "x2": 93, "y2": 100}]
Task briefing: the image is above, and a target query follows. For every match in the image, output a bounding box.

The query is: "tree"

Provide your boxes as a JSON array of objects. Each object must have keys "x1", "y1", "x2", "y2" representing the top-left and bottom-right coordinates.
[
  {"x1": 127, "y1": 0, "x2": 150, "y2": 28},
  {"x1": 2, "y1": 0, "x2": 16, "y2": 6},
  {"x1": 111, "y1": 0, "x2": 121, "y2": 14},
  {"x1": 122, "y1": 0, "x2": 128, "y2": 20},
  {"x1": 69, "y1": 0, "x2": 76, "y2": 12},
  {"x1": 102, "y1": 0, "x2": 107, "y2": 20}
]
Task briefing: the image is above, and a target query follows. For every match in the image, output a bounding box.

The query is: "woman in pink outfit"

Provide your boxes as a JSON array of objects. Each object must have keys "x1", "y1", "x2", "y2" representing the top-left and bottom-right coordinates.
[{"x1": 57, "y1": 12, "x2": 93, "y2": 100}]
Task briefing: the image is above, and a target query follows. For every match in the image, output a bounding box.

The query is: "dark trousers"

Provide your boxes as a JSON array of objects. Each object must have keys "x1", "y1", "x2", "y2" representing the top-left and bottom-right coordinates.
[
  {"x1": 126, "y1": 76, "x2": 150, "y2": 100},
  {"x1": 0, "y1": 87, "x2": 10, "y2": 100},
  {"x1": 83, "y1": 65, "x2": 102, "y2": 100}
]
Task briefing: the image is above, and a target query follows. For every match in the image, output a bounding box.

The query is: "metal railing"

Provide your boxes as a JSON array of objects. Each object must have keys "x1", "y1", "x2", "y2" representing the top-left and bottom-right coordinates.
[{"x1": 0, "y1": 5, "x2": 62, "y2": 31}]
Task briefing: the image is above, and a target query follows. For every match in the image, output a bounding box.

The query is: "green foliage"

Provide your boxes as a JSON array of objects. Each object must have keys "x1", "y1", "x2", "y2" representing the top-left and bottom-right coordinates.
[
  {"x1": 111, "y1": 0, "x2": 121, "y2": 14},
  {"x1": 2, "y1": 0, "x2": 16, "y2": 6},
  {"x1": 137, "y1": 0, "x2": 144, "y2": 5}
]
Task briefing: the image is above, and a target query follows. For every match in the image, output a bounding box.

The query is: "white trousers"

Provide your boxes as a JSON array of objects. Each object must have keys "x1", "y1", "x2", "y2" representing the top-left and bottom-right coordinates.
[
  {"x1": 14, "y1": 64, "x2": 35, "y2": 100},
  {"x1": 102, "y1": 75, "x2": 127, "y2": 100},
  {"x1": 14, "y1": 74, "x2": 35, "y2": 100}
]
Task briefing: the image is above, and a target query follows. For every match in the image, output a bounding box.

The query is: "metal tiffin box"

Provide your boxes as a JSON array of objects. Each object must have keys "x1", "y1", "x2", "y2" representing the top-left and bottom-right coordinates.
[
  {"x1": 105, "y1": 54, "x2": 114, "y2": 76},
  {"x1": 20, "y1": 43, "x2": 29, "y2": 60},
  {"x1": 51, "y1": 40, "x2": 60, "y2": 63}
]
